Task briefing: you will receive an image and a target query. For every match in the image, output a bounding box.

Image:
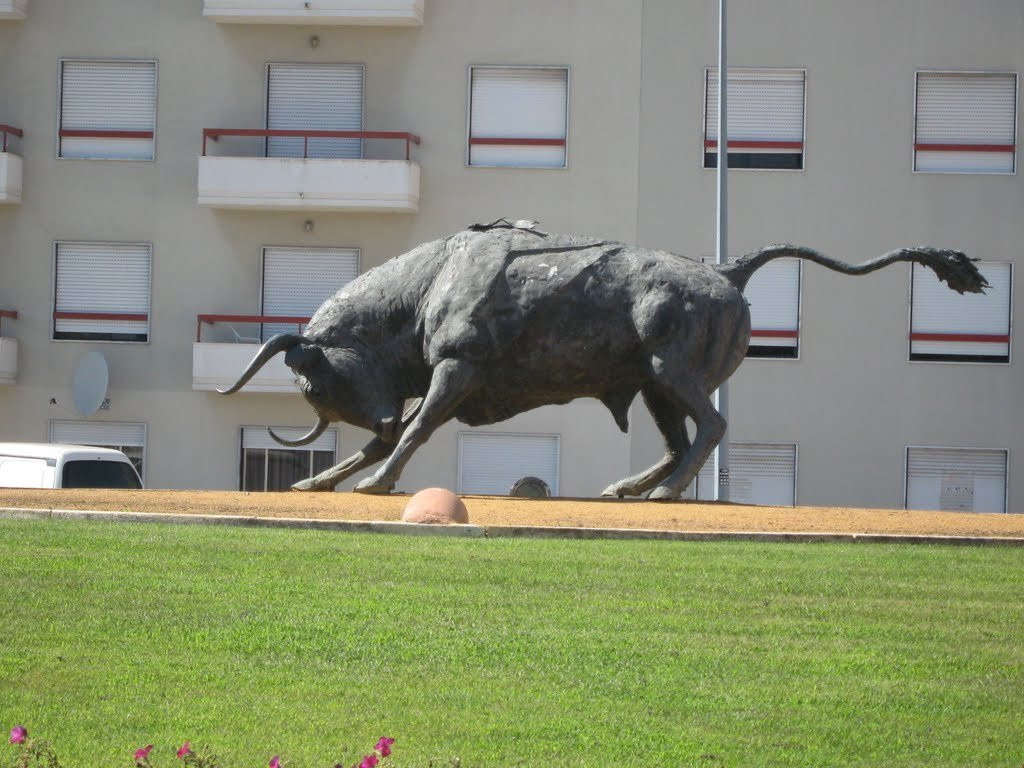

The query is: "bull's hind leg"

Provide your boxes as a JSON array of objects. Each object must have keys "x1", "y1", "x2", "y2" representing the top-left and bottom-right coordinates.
[{"x1": 601, "y1": 387, "x2": 691, "y2": 498}]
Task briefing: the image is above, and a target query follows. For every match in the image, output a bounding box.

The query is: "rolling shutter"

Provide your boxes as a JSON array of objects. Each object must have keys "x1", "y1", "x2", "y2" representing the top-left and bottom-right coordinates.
[
  {"x1": 242, "y1": 426, "x2": 337, "y2": 453},
  {"x1": 469, "y1": 67, "x2": 568, "y2": 168},
  {"x1": 261, "y1": 246, "x2": 359, "y2": 340},
  {"x1": 266, "y1": 63, "x2": 363, "y2": 158},
  {"x1": 60, "y1": 60, "x2": 156, "y2": 160},
  {"x1": 745, "y1": 258, "x2": 800, "y2": 356},
  {"x1": 915, "y1": 72, "x2": 1017, "y2": 173},
  {"x1": 906, "y1": 447, "x2": 1007, "y2": 513},
  {"x1": 458, "y1": 432, "x2": 559, "y2": 495},
  {"x1": 54, "y1": 242, "x2": 151, "y2": 341},
  {"x1": 697, "y1": 443, "x2": 797, "y2": 505},
  {"x1": 50, "y1": 421, "x2": 146, "y2": 448},
  {"x1": 705, "y1": 69, "x2": 805, "y2": 169},
  {"x1": 910, "y1": 261, "x2": 1011, "y2": 363}
]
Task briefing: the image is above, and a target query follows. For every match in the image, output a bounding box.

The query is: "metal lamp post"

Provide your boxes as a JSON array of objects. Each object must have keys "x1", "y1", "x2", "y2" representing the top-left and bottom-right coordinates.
[{"x1": 713, "y1": 0, "x2": 730, "y2": 501}]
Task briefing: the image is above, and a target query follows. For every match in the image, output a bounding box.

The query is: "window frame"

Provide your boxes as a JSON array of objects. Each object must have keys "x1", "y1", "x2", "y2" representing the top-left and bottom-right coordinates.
[
  {"x1": 238, "y1": 426, "x2": 339, "y2": 492},
  {"x1": 56, "y1": 57, "x2": 159, "y2": 162},
  {"x1": 701, "y1": 66, "x2": 808, "y2": 172},
  {"x1": 911, "y1": 69, "x2": 1018, "y2": 176},
  {"x1": 903, "y1": 445, "x2": 1009, "y2": 513},
  {"x1": 51, "y1": 240, "x2": 154, "y2": 344},
  {"x1": 907, "y1": 260, "x2": 1013, "y2": 365},
  {"x1": 465, "y1": 64, "x2": 571, "y2": 170}
]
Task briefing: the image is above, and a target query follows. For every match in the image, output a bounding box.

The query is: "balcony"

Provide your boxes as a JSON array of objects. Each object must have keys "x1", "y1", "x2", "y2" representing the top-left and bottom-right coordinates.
[
  {"x1": 0, "y1": 125, "x2": 23, "y2": 204},
  {"x1": 202, "y1": 0, "x2": 423, "y2": 26},
  {"x1": 0, "y1": 311, "x2": 18, "y2": 385},
  {"x1": 198, "y1": 129, "x2": 420, "y2": 212},
  {"x1": 193, "y1": 315, "x2": 309, "y2": 393},
  {"x1": 0, "y1": 0, "x2": 27, "y2": 20}
]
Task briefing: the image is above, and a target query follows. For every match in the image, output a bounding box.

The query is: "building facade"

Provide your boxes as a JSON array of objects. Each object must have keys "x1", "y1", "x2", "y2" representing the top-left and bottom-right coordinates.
[{"x1": 0, "y1": 0, "x2": 1019, "y2": 512}]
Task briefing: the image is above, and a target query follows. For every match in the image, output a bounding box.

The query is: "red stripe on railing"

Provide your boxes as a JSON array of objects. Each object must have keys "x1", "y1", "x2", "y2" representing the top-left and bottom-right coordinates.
[
  {"x1": 910, "y1": 332, "x2": 1010, "y2": 343},
  {"x1": 705, "y1": 140, "x2": 804, "y2": 150},
  {"x1": 202, "y1": 129, "x2": 421, "y2": 160},
  {"x1": 196, "y1": 314, "x2": 312, "y2": 342},
  {"x1": 0, "y1": 124, "x2": 22, "y2": 153},
  {"x1": 750, "y1": 329, "x2": 800, "y2": 339},
  {"x1": 914, "y1": 143, "x2": 1015, "y2": 153},
  {"x1": 60, "y1": 130, "x2": 154, "y2": 139},
  {"x1": 469, "y1": 137, "x2": 567, "y2": 147},
  {"x1": 54, "y1": 311, "x2": 149, "y2": 321},
  {"x1": 0, "y1": 309, "x2": 16, "y2": 336}
]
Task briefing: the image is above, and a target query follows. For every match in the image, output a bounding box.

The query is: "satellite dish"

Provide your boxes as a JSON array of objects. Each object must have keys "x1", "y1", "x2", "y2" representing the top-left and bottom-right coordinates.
[{"x1": 71, "y1": 351, "x2": 109, "y2": 417}]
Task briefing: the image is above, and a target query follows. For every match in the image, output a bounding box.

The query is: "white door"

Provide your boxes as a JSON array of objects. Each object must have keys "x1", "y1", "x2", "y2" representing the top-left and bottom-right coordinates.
[{"x1": 906, "y1": 447, "x2": 1007, "y2": 513}]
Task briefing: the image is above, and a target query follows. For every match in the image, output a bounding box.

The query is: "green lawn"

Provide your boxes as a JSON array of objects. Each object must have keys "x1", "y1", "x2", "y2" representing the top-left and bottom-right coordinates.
[{"x1": 0, "y1": 518, "x2": 1021, "y2": 768}]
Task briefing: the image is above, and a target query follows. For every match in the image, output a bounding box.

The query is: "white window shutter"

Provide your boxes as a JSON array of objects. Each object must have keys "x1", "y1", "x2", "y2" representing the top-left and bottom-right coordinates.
[
  {"x1": 914, "y1": 72, "x2": 1017, "y2": 173},
  {"x1": 469, "y1": 67, "x2": 568, "y2": 168},
  {"x1": 242, "y1": 427, "x2": 337, "y2": 453},
  {"x1": 745, "y1": 258, "x2": 801, "y2": 355},
  {"x1": 697, "y1": 443, "x2": 797, "y2": 505},
  {"x1": 266, "y1": 63, "x2": 364, "y2": 158},
  {"x1": 910, "y1": 262, "x2": 1011, "y2": 362},
  {"x1": 261, "y1": 247, "x2": 359, "y2": 340},
  {"x1": 458, "y1": 432, "x2": 560, "y2": 495},
  {"x1": 50, "y1": 421, "x2": 146, "y2": 448},
  {"x1": 906, "y1": 447, "x2": 1007, "y2": 513},
  {"x1": 60, "y1": 60, "x2": 156, "y2": 160},
  {"x1": 54, "y1": 242, "x2": 151, "y2": 340}
]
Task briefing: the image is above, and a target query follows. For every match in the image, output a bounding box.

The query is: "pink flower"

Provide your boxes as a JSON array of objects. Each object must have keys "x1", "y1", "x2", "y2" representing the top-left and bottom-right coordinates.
[
  {"x1": 9, "y1": 726, "x2": 27, "y2": 745},
  {"x1": 269, "y1": 755, "x2": 281, "y2": 768},
  {"x1": 360, "y1": 754, "x2": 379, "y2": 768},
  {"x1": 134, "y1": 745, "x2": 153, "y2": 763},
  {"x1": 177, "y1": 741, "x2": 191, "y2": 759},
  {"x1": 374, "y1": 737, "x2": 394, "y2": 757}
]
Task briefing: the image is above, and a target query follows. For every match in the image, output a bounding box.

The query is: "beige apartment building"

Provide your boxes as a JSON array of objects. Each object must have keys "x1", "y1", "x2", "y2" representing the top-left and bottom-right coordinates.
[{"x1": 0, "y1": 0, "x2": 1019, "y2": 512}]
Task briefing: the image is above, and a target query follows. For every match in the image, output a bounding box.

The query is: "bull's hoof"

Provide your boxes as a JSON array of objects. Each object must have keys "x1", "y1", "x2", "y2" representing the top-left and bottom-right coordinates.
[
  {"x1": 353, "y1": 475, "x2": 395, "y2": 495},
  {"x1": 291, "y1": 477, "x2": 334, "y2": 492},
  {"x1": 647, "y1": 486, "x2": 680, "y2": 501},
  {"x1": 600, "y1": 482, "x2": 630, "y2": 498}
]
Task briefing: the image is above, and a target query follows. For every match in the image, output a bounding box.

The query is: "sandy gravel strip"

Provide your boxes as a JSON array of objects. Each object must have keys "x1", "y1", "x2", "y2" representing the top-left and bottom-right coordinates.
[{"x1": 4, "y1": 507, "x2": 1024, "y2": 547}]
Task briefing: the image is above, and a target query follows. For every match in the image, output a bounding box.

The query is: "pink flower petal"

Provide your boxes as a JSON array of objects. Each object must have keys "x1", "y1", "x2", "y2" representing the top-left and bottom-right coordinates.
[
  {"x1": 177, "y1": 741, "x2": 192, "y2": 759},
  {"x1": 9, "y1": 726, "x2": 27, "y2": 745},
  {"x1": 374, "y1": 737, "x2": 394, "y2": 757},
  {"x1": 269, "y1": 755, "x2": 281, "y2": 768},
  {"x1": 134, "y1": 745, "x2": 154, "y2": 762},
  {"x1": 360, "y1": 754, "x2": 379, "y2": 768}
]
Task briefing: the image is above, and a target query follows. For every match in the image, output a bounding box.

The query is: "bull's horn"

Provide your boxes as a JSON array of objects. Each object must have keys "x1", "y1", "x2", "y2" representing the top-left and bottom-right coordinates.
[
  {"x1": 217, "y1": 333, "x2": 310, "y2": 395},
  {"x1": 269, "y1": 416, "x2": 329, "y2": 447}
]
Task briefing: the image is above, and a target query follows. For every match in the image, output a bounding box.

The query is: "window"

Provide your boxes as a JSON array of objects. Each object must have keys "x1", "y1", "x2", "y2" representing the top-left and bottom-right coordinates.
[
  {"x1": 909, "y1": 261, "x2": 1011, "y2": 363},
  {"x1": 261, "y1": 246, "x2": 359, "y2": 341},
  {"x1": 458, "y1": 432, "x2": 559, "y2": 495},
  {"x1": 906, "y1": 447, "x2": 1007, "y2": 513},
  {"x1": 241, "y1": 426, "x2": 337, "y2": 491},
  {"x1": 704, "y1": 68, "x2": 805, "y2": 169},
  {"x1": 53, "y1": 242, "x2": 151, "y2": 342},
  {"x1": 266, "y1": 63, "x2": 363, "y2": 158},
  {"x1": 696, "y1": 443, "x2": 797, "y2": 505},
  {"x1": 914, "y1": 72, "x2": 1017, "y2": 174},
  {"x1": 49, "y1": 420, "x2": 146, "y2": 480},
  {"x1": 59, "y1": 60, "x2": 156, "y2": 160},
  {"x1": 468, "y1": 66, "x2": 568, "y2": 168},
  {"x1": 707, "y1": 256, "x2": 801, "y2": 358}
]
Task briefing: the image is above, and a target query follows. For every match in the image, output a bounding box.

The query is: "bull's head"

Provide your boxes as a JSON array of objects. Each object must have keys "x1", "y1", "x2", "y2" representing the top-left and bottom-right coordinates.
[{"x1": 218, "y1": 333, "x2": 402, "y2": 446}]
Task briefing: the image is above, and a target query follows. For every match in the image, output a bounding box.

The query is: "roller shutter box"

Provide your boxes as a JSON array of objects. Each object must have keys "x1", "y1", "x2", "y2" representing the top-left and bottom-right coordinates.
[
  {"x1": 458, "y1": 432, "x2": 559, "y2": 495},
  {"x1": 60, "y1": 60, "x2": 156, "y2": 160},
  {"x1": 469, "y1": 67, "x2": 568, "y2": 168},
  {"x1": 906, "y1": 447, "x2": 1007, "y2": 513},
  {"x1": 50, "y1": 421, "x2": 145, "y2": 448},
  {"x1": 266, "y1": 63, "x2": 363, "y2": 158},
  {"x1": 242, "y1": 426, "x2": 337, "y2": 453}
]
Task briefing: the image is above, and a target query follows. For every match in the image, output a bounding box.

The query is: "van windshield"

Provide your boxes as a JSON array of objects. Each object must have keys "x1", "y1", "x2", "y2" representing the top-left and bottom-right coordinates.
[{"x1": 62, "y1": 460, "x2": 142, "y2": 490}]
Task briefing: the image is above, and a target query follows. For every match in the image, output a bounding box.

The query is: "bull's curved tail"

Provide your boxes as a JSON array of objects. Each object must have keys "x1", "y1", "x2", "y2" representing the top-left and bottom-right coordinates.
[{"x1": 718, "y1": 244, "x2": 989, "y2": 295}]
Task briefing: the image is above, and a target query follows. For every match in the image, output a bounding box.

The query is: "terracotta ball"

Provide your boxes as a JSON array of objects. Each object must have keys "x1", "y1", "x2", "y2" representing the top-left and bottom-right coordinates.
[{"x1": 402, "y1": 487, "x2": 470, "y2": 525}]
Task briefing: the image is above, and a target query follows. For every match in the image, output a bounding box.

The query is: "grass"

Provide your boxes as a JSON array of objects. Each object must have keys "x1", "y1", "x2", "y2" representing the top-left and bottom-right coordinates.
[{"x1": 0, "y1": 518, "x2": 1022, "y2": 768}]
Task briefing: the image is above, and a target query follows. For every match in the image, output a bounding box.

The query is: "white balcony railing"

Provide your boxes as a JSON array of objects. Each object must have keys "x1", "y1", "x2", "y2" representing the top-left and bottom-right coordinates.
[
  {"x1": 0, "y1": 0, "x2": 27, "y2": 20},
  {"x1": 0, "y1": 311, "x2": 18, "y2": 385},
  {"x1": 197, "y1": 129, "x2": 420, "y2": 213},
  {"x1": 0, "y1": 125, "x2": 23, "y2": 204},
  {"x1": 193, "y1": 315, "x2": 307, "y2": 394},
  {"x1": 202, "y1": 0, "x2": 423, "y2": 26}
]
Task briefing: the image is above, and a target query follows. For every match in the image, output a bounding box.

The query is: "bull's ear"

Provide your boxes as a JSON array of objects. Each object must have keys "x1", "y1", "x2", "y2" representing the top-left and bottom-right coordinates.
[{"x1": 284, "y1": 343, "x2": 328, "y2": 373}]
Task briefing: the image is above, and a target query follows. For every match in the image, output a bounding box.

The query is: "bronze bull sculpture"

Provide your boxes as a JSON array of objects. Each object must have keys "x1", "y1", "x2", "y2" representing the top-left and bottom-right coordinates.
[{"x1": 220, "y1": 219, "x2": 986, "y2": 499}]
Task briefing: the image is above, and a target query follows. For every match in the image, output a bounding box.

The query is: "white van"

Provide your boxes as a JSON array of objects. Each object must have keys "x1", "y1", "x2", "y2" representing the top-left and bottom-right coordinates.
[{"x1": 0, "y1": 443, "x2": 144, "y2": 489}]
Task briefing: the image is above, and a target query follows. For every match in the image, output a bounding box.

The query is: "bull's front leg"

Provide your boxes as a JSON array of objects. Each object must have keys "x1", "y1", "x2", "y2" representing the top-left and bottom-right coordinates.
[
  {"x1": 292, "y1": 435, "x2": 394, "y2": 491},
  {"x1": 353, "y1": 358, "x2": 479, "y2": 494}
]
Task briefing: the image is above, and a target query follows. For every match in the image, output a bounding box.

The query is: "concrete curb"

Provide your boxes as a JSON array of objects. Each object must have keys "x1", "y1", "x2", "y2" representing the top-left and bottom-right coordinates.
[{"x1": 2, "y1": 506, "x2": 1024, "y2": 547}]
